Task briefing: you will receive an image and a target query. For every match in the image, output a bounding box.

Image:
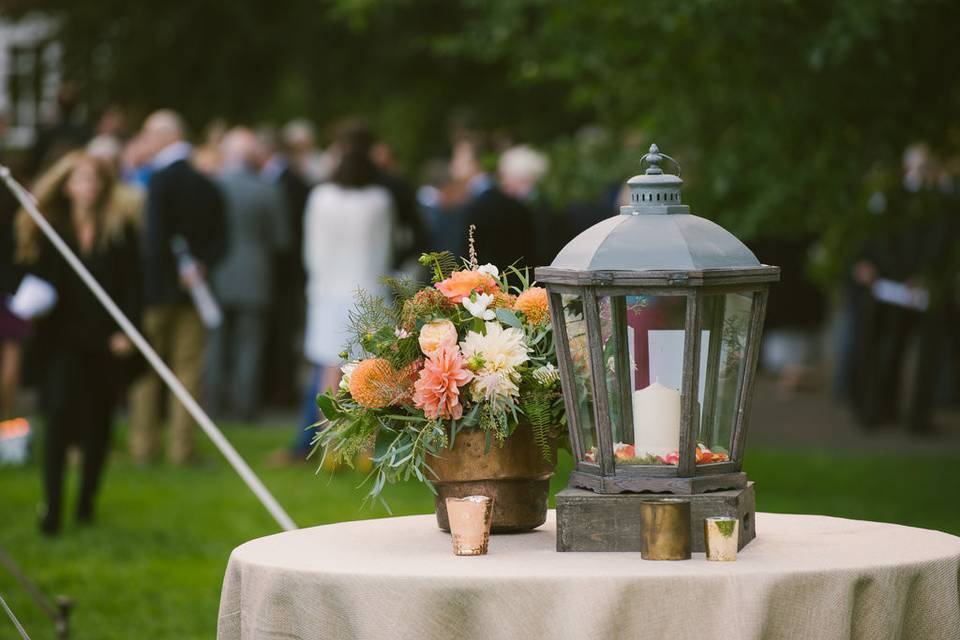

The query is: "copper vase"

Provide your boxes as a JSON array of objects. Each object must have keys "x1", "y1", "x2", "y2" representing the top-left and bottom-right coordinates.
[{"x1": 429, "y1": 422, "x2": 556, "y2": 533}]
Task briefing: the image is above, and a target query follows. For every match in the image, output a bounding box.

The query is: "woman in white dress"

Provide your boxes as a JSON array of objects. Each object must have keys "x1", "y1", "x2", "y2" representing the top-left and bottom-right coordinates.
[{"x1": 294, "y1": 122, "x2": 394, "y2": 455}]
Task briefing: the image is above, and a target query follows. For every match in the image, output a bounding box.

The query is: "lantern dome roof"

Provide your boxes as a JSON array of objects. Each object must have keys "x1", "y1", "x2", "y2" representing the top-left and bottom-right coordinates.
[
  {"x1": 547, "y1": 143, "x2": 761, "y2": 272},
  {"x1": 549, "y1": 211, "x2": 761, "y2": 272}
]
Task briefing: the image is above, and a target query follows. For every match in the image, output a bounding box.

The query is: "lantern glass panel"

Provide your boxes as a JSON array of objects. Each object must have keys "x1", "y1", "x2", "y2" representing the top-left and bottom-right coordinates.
[
  {"x1": 615, "y1": 294, "x2": 688, "y2": 466},
  {"x1": 696, "y1": 292, "x2": 753, "y2": 464},
  {"x1": 560, "y1": 293, "x2": 598, "y2": 464}
]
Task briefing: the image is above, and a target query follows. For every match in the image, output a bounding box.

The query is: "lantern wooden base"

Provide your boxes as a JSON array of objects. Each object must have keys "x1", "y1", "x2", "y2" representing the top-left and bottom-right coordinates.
[
  {"x1": 568, "y1": 470, "x2": 748, "y2": 495},
  {"x1": 556, "y1": 482, "x2": 756, "y2": 553}
]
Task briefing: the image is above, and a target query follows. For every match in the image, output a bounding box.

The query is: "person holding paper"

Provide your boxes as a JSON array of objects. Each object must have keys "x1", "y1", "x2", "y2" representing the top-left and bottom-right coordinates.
[
  {"x1": 128, "y1": 110, "x2": 226, "y2": 465},
  {"x1": 16, "y1": 151, "x2": 142, "y2": 535}
]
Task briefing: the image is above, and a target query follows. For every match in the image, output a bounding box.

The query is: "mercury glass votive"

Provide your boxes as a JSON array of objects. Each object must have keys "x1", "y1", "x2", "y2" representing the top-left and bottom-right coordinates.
[
  {"x1": 704, "y1": 516, "x2": 740, "y2": 561},
  {"x1": 446, "y1": 495, "x2": 493, "y2": 556}
]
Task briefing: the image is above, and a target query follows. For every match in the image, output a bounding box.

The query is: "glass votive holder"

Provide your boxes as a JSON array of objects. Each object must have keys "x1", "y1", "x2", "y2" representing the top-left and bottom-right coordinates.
[
  {"x1": 446, "y1": 495, "x2": 493, "y2": 556},
  {"x1": 704, "y1": 516, "x2": 740, "y2": 561},
  {"x1": 639, "y1": 499, "x2": 691, "y2": 560}
]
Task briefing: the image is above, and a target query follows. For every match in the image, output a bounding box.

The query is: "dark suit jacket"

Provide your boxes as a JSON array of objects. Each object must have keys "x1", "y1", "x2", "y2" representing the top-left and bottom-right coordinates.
[
  {"x1": 377, "y1": 170, "x2": 426, "y2": 269},
  {"x1": 142, "y1": 159, "x2": 226, "y2": 307},
  {"x1": 462, "y1": 187, "x2": 536, "y2": 271},
  {"x1": 275, "y1": 165, "x2": 310, "y2": 287}
]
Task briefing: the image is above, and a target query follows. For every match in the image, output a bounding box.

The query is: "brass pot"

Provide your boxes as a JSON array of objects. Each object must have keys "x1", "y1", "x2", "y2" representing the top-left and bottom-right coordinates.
[{"x1": 429, "y1": 422, "x2": 556, "y2": 533}]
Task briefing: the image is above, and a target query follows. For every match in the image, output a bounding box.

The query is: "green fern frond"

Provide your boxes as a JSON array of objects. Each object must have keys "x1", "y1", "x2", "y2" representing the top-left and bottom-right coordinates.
[
  {"x1": 521, "y1": 389, "x2": 556, "y2": 462},
  {"x1": 419, "y1": 251, "x2": 459, "y2": 283},
  {"x1": 382, "y1": 276, "x2": 423, "y2": 307}
]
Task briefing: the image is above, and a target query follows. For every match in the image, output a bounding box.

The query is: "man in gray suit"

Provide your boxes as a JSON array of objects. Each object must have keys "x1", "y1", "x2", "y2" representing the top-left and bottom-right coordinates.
[{"x1": 207, "y1": 127, "x2": 290, "y2": 419}]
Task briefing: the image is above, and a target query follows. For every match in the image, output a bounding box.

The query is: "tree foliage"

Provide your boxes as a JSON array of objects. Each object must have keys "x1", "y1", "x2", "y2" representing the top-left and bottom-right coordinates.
[{"x1": 21, "y1": 0, "x2": 960, "y2": 266}]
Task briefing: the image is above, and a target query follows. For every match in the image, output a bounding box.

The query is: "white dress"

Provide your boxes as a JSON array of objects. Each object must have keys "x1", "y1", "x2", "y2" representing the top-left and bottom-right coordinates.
[{"x1": 303, "y1": 183, "x2": 394, "y2": 366}]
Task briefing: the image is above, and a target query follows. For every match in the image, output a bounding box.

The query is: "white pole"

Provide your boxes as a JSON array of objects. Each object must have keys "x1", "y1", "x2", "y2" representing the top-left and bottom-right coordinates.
[
  {"x1": 0, "y1": 166, "x2": 297, "y2": 532},
  {"x1": 0, "y1": 592, "x2": 31, "y2": 639}
]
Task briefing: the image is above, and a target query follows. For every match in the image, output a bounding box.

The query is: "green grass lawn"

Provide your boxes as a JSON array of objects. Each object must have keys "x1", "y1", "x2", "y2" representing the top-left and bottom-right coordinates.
[{"x1": 1, "y1": 423, "x2": 959, "y2": 639}]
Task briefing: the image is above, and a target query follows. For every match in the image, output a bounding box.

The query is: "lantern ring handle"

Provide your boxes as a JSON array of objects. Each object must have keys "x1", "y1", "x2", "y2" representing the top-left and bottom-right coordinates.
[{"x1": 639, "y1": 144, "x2": 682, "y2": 177}]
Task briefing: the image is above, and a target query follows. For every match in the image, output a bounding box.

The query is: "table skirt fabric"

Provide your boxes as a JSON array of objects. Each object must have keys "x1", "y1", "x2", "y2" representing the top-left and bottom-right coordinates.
[{"x1": 218, "y1": 512, "x2": 960, "y2": 640}]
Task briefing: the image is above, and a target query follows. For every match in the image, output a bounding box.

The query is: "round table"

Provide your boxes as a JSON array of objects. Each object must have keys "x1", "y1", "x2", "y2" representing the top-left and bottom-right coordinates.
[{"x1": 217, "y1": 511, "x2": 960, "y2": 640}]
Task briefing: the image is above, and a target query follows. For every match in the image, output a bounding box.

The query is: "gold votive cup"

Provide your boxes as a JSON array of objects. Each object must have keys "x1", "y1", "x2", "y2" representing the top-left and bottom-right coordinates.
[
  {"x1": 446, "y1": 495, "x2": 493, "y2": 556},
  {"x1": 639, "y1": 499, "x2": 691, "y2": 560},
  {"x1": 704, "y1": 516, "x2": 740, "y2": 561}
]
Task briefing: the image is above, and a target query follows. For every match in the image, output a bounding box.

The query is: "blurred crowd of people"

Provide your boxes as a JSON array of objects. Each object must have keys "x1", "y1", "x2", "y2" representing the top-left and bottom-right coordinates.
[
  {"x1": 834, "y1": 143, "x2": 960, "y2": 435},
  {"x1": 0, "y1": 90, "x2": 587, "y2": 534}
]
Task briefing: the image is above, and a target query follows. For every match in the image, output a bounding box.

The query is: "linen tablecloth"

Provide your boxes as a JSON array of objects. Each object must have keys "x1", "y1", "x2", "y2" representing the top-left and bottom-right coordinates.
[{"x1": 218, "y1": 511, "x2": 960, "y2": 640}]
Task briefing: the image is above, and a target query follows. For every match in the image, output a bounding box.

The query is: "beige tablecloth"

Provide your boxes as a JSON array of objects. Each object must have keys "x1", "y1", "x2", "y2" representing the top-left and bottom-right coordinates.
[{"x1": 218, "y1": 511, "x2": 960, "y2": 640}]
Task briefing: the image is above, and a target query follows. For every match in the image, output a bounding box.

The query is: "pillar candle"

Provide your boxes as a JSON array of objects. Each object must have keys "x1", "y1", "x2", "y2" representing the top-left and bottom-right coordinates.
[{"x1": 632, "y1": 382, "x2": 681, "y2": 458}]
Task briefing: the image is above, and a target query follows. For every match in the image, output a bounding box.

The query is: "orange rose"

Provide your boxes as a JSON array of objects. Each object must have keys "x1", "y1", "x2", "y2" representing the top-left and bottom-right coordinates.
[{"x1": 435, "y1": 270, "x2": 499, "y2": 303}]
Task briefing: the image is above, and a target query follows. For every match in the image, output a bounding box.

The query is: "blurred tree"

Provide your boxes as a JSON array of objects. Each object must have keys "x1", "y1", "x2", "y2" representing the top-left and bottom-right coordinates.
[
  {"x1": 17, "y1": 0, "x2": 960, "y2": 274},
  {"x1": 431, "y1": 0, "x2": 960, "y2": 258},
  {"x1": 21, "y1": 0, "x2": 584, "y2": 158}
]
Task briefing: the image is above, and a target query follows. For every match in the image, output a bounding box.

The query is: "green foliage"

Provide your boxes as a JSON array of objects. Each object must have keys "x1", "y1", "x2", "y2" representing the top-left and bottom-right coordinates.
[
  {"x1": 345, "y1": 289, "x2": 396, "y2": 357},
  {"x1": 495, "y1": 307, "x2": 523, "y2": 329},
  {"x1": 424, "y1": 0, "x2": 960, "y2": 278},
  {"x1": 382, "y1": 275, "x2": 423, "y2": 307},
  {"x1": 369, "y1": 419, "x2": 449, "y2": 510},
  {"x1": 388, "y1": 336, "x2": 422, "y2": 370},
  {"x1": 28, "y1": 1, "x2": 960, "y2": 280},
  {"x1": 418, "y1": 251, "x2": 459, "y2": 283},
  {"x1": 520, "y1": 387, "x2": 559, "y2": 462}
]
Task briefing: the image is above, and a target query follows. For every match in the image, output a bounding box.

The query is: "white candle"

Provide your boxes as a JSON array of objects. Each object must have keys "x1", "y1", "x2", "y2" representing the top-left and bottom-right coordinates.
[{"x1": 632, "y1": 382, "x2": 681, "y2": 458}]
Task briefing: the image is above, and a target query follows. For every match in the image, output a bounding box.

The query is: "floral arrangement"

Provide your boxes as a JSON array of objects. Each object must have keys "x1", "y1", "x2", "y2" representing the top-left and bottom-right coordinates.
[{"x1": 312, "y1": 250, "x2": 565, "y2": 505}]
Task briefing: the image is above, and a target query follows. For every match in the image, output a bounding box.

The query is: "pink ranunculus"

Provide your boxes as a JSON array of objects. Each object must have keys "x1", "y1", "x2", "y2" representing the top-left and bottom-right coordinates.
[
  {"x1": 435, "y1": 270, "x2": 499, "y2": 303},
  {"x1": 412, "y1": 346, "x2": 474, "y2": 420},
  {"x1": 418, "y1": 319, "x2": 459, "y2": 357}
]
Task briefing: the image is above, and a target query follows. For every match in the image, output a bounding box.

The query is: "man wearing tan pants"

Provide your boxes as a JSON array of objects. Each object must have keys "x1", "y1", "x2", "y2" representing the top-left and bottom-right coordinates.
[
  {"x1": 129, "y1": 305, "x2": 206, "y2": 464},
  {"x1": 129, "y1": 110, "x2": 225, "y2": 465}
]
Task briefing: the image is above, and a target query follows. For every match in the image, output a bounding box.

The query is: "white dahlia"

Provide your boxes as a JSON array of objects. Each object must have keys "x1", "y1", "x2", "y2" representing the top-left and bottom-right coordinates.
[
  {"x1": 460, "y1": 322, "x2": 530, "y2": 404},
  {"x1": 472, "y1": 370, "x2": 521, "y2": 403}
]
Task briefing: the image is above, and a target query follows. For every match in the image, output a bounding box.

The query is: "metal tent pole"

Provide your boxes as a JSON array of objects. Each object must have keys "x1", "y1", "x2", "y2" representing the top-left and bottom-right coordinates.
[{"x1": 0, "y1": 165, "x2": 297, "y2": 532}]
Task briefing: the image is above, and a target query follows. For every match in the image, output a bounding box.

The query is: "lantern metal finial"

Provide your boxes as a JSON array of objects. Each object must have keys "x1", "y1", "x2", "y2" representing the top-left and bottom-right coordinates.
[
  {"x1": 640, "y1": 142, "x2": 681, "y2": 177},
  {"x1": 644, "y1": 143, "x2": 664, "y2": 175},
  {"x1": 625, "y1": 143, "x2": 685, "y2": 214}
]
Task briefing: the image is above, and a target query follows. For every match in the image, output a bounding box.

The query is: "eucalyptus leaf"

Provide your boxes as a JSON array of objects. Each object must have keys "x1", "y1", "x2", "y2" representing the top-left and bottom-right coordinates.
[{"x1": 496, "y1": 307, "x2": 523, "y2": 328}]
